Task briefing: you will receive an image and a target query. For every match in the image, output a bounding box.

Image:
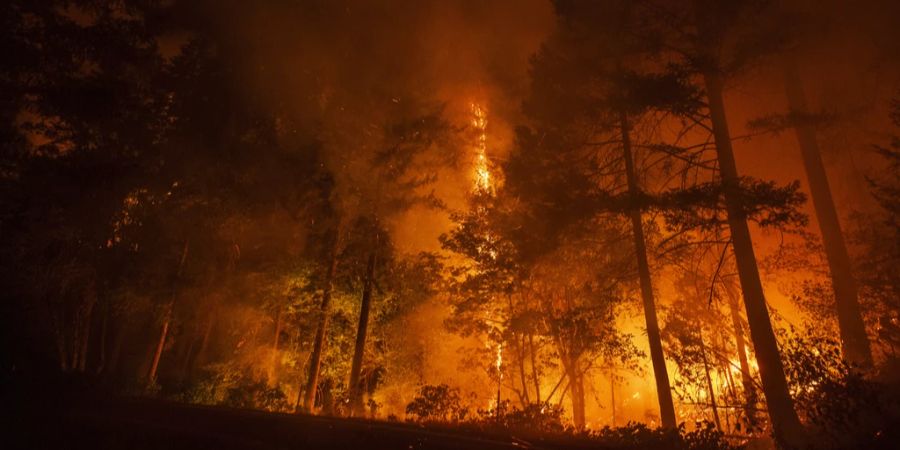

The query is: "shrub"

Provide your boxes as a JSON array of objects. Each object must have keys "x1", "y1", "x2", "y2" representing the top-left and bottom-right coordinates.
[{"x1": 405, "y1": 384, "x2": 470, "y2": 423}]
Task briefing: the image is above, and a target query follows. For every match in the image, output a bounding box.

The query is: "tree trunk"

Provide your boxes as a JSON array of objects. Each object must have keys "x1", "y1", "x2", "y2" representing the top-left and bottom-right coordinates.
[
  {"x1": 783, "y1": 57, "x2": 873, "y2": 368},
  {"x1": 96, "y1": 298, "x2": 109, "y2": 374},
  {"x1": 704, "y1": 70, "x2": 806, "y2": 447},
  {"x1": 76, "y1": 293, "x2": 95, "y2": 372},
  {"x1": 518, "y1": 333, "x2": 530, "y2": 406},
  {"x1": 569, "y1": 368, "x2": 586, "y2": 430},
  {"x1": 545, "y1": 372, "x2": 567, "y2": 406},
  {"x1": 529, "y1": 333, "x2": 541, "y2": 403},
  {"x1": 348, "y1": 246, "x2": 377, "y2": 416},
  {"x1": 179, "y1": 331, "x2": 197, "y2": 380},
  {"x1": 303, "y1": 228, "x2": 342, "y2": 412},
  {"x1": 619, "y1": 110, "x2": 678, "y2": 428},
  {"x1": 147, "y1": 315, "x2": 170, "y2": 386},
  {"x1": 609, "y1": 363, "x2": 617, "y2": 427},
  {"x1": 147, "y1": 240, "x2": 190, "y2": 387},
  {"x1": 107, "y1": 321, "x2": 125, "y2": 378},
  {"x1": 269, "y1": 306, "x2": 283, "y2": 386},
  {"x1": 188, "y1": 312, "x2": 214, "y2": 379},
  {"x1": 698, "y1": 329, "x2": 722, "y2": 430},
  {"x1": 722, "y1": 279, "x2": 759, "y2": 425}
]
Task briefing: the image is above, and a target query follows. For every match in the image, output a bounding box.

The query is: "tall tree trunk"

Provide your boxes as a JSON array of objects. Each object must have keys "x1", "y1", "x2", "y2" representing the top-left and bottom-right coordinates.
[
  {"x1": 269, "y1": 306, "x2": 283, "y2": 386},
  {"x1": 147, "y1": 315, "x2": 170, "y2": 386},
  {"x1": 107, "y1": 322, "x2": 125, "y2": 378},
  {"x1": 147, "y1": 240, "x2": 190, "y2": 387},
  {"x1": 569, "y1": 366, "x2": 586, "y2": 430},
  {"x1": 703, "y1": 70, "x2": 806, "y2": 447},
  {"x1": 96, "y1": 297, "x2": 109, "y2": 374},
  {"x1": 76, "y1": 292, "x2": 95, "y2": 372},
  {"x1": 783, "y1": 57, "x2": 873, "y2": 368},
  {"x1": 619, "y1": 110, "x2": 678, "y2": 428},
  {"x1": 303, "y1": 229, "x2": 342, "y2": 412},
  {"x1": 188, "y1": 312, "x2": 214, "y2": 379},
  {"x1": 348, "y1": 246, "x2": 377, "y2": 415},
  {"x1": 722, "y1": 279, "x2": 759, "y2": 424},
  {"x1": 529, "y1": 333, "x2": 541, "y2": 403},
  {"x1": 518, "y1": 333, "x2": 530, "y2": 406},
  {"x1": 698, "y1": 329, "x2": 722, "y2": 430},
  {"x1": 609, "y1": 363, "x2": 617, "y2": 427},
  {"x1": 179, "y1": 331, "x2": 197, "y2": 380}
]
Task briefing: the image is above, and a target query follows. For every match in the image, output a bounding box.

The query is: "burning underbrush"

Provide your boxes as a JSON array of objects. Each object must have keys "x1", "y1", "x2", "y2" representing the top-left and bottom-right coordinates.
[{"x1": 400, "y1": 384, "x2": 737, "y2": 450}]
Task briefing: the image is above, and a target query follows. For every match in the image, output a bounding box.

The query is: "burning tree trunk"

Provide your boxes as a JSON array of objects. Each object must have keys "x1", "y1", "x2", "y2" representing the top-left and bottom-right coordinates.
[
  {"x1": 783, "y1": 57, "x2": 873, "y2": 369},
  {"x1": 147, "y1": 240, "x2": 189, "y2": 387},
  {"x1": 703, "y1": 70, "x2": 806, "y2": 447},
  {"x1": 348, "y1": 244, "x2": 377, "y2": 416},
  {"x1": 302, "y1": 228, "x2": 342, "y2": 412},
  {"x1": 619, "y1": 110, "x2": 678, "y2": 428}
]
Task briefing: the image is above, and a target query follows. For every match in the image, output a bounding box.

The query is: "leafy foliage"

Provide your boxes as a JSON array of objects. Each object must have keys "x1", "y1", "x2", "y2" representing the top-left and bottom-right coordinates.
[{"x1": 405, "y1": 384, "x2": 470, "y2": 423}]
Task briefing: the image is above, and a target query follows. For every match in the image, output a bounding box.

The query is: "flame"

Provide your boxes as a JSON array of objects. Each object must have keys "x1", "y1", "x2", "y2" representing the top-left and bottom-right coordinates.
[
  {"x1": 471, "y1": 103, "x2": 492, "y2": 192},
  {"x1": 495, "y1": 342, "x2": 503, "y2": 379}
]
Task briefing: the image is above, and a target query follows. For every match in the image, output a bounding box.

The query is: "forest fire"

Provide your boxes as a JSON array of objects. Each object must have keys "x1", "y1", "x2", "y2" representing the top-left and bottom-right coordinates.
[
  {"x1": 3, "y1": 1, "x2": 900, "y2": 450},
  {"x1": 472, "y1": 102, "x2": 493, "y2": 192}
]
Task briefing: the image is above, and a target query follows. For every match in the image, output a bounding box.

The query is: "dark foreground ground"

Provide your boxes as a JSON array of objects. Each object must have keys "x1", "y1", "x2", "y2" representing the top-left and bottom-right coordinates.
[{"x1": 6, "y1": 391, "x2": 620, "y2": 450}]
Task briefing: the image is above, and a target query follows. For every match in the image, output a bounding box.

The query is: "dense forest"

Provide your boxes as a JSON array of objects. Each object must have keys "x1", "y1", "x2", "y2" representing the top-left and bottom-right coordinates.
[{"x1": 2, "y1": 1, "x2": 899, "y2": 449}]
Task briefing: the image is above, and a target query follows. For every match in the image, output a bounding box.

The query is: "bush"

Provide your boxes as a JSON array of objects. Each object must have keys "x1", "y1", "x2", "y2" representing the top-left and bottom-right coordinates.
[
  {"x1": 782, "y1": 334, "x2": 900, "y2": 449},
  {"x1": 223, "y1": 378, "x2": 290, "y2": 412},
  {"x1": 405, "y1": 384, "x2": 470, "y2": 423},
  {"x1": 594, "y1": 422, "x2": 734, "y2": 450},
  {"x1": 495, "y1": 402, "x2": 566, "y2": 434}
]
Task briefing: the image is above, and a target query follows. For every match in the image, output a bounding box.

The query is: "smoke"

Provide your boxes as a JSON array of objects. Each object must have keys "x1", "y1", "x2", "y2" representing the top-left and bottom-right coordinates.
[
  {"x1": 163, "y1": 0, "x2": 554, "y2": 252},
  {"x1": 150, "y1": 0, "x2": 899, "y2": 425}
]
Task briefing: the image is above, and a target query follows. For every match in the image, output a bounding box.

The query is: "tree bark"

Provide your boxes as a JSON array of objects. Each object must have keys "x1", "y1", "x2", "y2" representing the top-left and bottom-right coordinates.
[
  {"x1": 76, "y1": 292, "x2": 95, "y2": 372},
  {"x1": 269, "y1": 306, "x2": 283, "y2": 386},
  {"x1": 619, "y1": 110, "x2": 678, "y2": 428},
  {"x1": 189, "y1": 312, "x2": 214, "y2": 379},
  {"x1": 698, "y1": 329, "x2": 722, "y2": 430},
  {"x1": 146, "y1": 315, "x2": 170, "y2": 386},
  {"x1": 569, "y1": 368, "x2": 586, "y2": 430},
  {"x1": 302, "y1": 228, "x2": 342, "y2": 412},
  {"x1": 96, "y1": 297, "x2": 109, "y2": 374},
  {"x1": 107, "y1": 321, "x2": 125, "y2": 378},
  {"x1": 348, "y1": 245, "x2": 377, "y2": 415},
  {"x1": 529, "y1": 333, "x2": 541, "y2": 403},
  {"x1": 518, "y1": 333, "x2": 530, "y2": 406},
  {"x1": 147, "y1": 240, "x2": 189, "y2": 387},
  {"x1": 782, "y1": 56, "x2": 873, "y2": 368},
  {"x1": 703, "y1": 70, "x2": 806, "y2": 447},
  {"x1": 609, "y1": 365, "x2": 617, "y2": 427},
  {"x1": 722, "y1": 279, "x2": 759, "y2": 424},
  {"x1": 561, "y1": 354, "x2": 586, "y2": 429}
]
